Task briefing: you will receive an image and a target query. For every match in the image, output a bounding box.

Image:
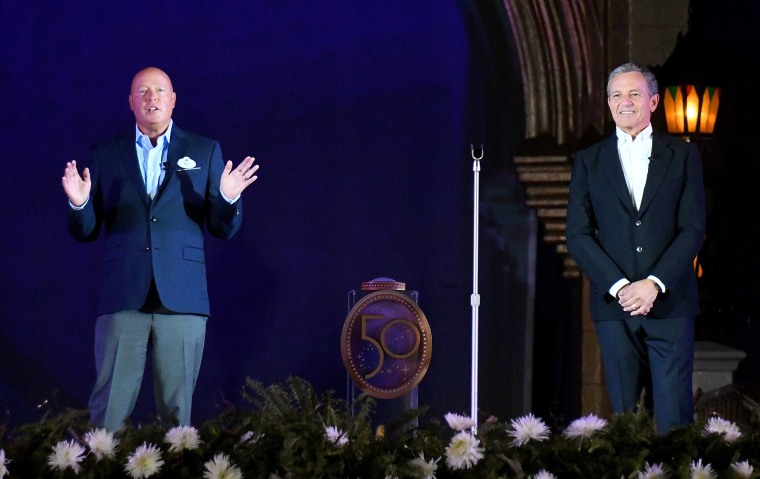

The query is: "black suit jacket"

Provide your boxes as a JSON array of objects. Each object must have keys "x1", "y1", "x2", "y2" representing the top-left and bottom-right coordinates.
[
  {"x1": 566, "y1": 129, "x2": 706, "y2": 322},
  {"x1": 68, "y1": 125, "x2": 243, "y2": 316}
]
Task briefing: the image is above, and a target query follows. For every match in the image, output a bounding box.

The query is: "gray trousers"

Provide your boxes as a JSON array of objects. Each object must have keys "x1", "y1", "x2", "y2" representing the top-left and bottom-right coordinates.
[{"x1": 88, "y1": 310, "x2": 207, "y2": 431}]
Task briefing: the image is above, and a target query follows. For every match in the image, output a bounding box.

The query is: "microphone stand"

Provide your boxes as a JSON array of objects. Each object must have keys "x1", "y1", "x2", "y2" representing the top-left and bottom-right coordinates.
[{"x1": 470, "y1": 144, "x2": 483, "y2": 432}]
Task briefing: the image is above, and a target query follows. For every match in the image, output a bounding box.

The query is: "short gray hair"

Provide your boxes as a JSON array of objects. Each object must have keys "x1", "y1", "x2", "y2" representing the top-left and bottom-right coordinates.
[{"x1": 606, "y1": 63, "x2": 658, "y2": 97}]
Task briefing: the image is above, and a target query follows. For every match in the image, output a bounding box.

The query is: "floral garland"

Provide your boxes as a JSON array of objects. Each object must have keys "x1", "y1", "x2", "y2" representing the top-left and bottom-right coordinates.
[{"x1": 1, "y1": 377, "x2": 758, "y2": 478}]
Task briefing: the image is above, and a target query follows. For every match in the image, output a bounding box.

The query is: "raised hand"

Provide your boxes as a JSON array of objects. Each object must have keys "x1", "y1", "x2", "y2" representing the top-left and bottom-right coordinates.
[
  {"x1": 62, "y1": 161, "x2": 91, "y2": 207},
  {"x1": 220, "y1": 156, "x2": 259, "y2": 200}
]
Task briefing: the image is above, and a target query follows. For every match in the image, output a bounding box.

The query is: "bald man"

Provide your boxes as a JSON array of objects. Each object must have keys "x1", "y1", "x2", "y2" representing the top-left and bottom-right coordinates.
[{"x1": 62, "y1": 67, "x2": 259, "y2": 431}]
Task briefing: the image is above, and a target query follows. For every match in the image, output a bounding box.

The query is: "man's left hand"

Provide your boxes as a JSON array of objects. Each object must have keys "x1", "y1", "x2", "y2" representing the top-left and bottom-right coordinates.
[
  {"x1": 221, "y1": 156, "x2": 259, "y2": 199},
  {"x1": 618, "y1": 279, "x2": 659, "y2": 316}
]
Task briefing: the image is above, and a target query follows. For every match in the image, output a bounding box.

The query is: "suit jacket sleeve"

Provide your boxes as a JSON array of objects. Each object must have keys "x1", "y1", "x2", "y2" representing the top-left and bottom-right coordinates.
[
  {"x1": 566, "y1": 142, "x2": 628, "y2": 295},
  {"x1": 204, "y1": 141, "x2": 242, "y2": 240},
  {"x1": 646, "y1": 140, "x2": 706, "y2": 291},
  {"x1": 68, "y1": 147, "x2": 103, "y2": 243}
]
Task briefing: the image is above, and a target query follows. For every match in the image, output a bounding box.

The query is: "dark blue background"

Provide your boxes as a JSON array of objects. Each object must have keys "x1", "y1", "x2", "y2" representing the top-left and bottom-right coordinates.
[{"x1": 0, "y1": 1, "x2": 531, "y2": 428}]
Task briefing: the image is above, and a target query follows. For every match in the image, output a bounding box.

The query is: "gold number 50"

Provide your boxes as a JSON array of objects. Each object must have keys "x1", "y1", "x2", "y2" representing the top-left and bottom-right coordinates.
[{"x1": 361, "y1": 314, "x2": 421, "y2": 379}]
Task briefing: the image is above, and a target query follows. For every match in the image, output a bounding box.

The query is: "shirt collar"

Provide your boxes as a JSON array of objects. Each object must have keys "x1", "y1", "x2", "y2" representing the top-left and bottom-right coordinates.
[
  {"x1": 615, "y1": 123, "x2": 653, "y2": 145},
  {"x1": 134, "y1": 120, "x2": 173, "y2": 146}
]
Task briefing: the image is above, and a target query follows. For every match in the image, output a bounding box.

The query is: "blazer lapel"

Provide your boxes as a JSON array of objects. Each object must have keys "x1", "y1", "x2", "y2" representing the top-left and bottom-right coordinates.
[
  {"x1": 600, "y1": 135, "x2": 635, "y2": 211},
  {"x1": 117, "y1": 135, "x2": 151, "y2": 206},
  {"x1": 638, "y1": 131, "x2": 671, "y2": 214},
  {"x1": 156, "y1": 125, "x2": 187, "y2": 199}
]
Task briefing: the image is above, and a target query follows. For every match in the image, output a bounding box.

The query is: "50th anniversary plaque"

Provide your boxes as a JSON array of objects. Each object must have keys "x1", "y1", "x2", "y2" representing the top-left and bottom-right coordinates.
[{"x1": 341, "y1": 280, "x2": 432, "y2": 399}]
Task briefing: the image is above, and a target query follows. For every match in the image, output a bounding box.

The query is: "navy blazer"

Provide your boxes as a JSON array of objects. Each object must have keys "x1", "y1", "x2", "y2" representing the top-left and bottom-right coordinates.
[
  {"x1": 566, "y1": 130, "x2": 706, "y2": 322},
  {"x1": 69, "y1": 125, "x2": 243, "y2": 316}
]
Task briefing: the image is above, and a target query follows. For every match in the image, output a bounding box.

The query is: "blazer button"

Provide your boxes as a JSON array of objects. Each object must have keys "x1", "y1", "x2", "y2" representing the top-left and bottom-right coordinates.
[
  {"x1": 151, "y1": 217, "x2": 158, "y2": 222},
  {"x1": 636, "y1": 246, "x2": 643, "y2": 252},
  {"x1": 635, "y1": 220, "x2": 642, "y2": 226},
  {"x1": 145, "y1": 246, "x2": 151, "y2": 253}
]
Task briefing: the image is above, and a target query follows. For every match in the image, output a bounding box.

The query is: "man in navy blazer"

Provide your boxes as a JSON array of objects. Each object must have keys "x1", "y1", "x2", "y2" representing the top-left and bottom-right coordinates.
[
  {"x1": 566, "y1": 63, "x2": 706, "y2": 435},
  {"x1": 62, "y1": 67, "x2": 260, "y2": 431}
]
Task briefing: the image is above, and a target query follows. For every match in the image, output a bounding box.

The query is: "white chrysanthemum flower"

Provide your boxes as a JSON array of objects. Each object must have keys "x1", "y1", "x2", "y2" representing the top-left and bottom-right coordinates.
[
  {"x1": 690, "y1": 459, "x2": 717, "y2": 479},
  {"x1": 564, "y1": 413, "x2": 607, "y2": 438},
  {"x1": 0, "y1": 449, "x2": 9, "y2": 478},
  {"x1": 408, "y1": 452, "x2": 439, "y2": 479},
  {"x1": 530, "y1": 470, "x2": 557, "y2": 479},
  {"x1": 507, "y1": 413, "x2": 551, "y2": 446},
  {"x1": 203, "y1": 453, "x2": 243, "y2": 479},
  {"x1": 704, "y1": 417, "x2": 742, "y2": 443},
  {"x1": 324, "y1": 425, "x2": 348, "y2": 447},
  {"x1": 84, "y1": 428, "x2": 119, "y2": 461},
  {"x1": 730, "y1": 460, "x2": 754, "y2": 479},
  {"x1": 48, "y1": 439, "x2": 86, "y2": 474},
  {"x1": 165, "y1": 425, "x2": 202, "y2": 453},
  {"x1": 444, "y1": 412, "x2": 477, "y2": 431},
  {"x1": 637, "y1": 462, "x2": 669, "y2": 479},
  {"x1": 125, "y1": 442, "x2": 164, "y2": 479},
  {"x1": 444, "y1": 431, "x2": 484, "y2": 470}
]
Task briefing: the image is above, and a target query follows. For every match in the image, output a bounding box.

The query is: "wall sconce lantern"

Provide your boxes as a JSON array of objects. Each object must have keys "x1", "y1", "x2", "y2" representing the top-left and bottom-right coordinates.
[{"x1": 663, "y1": 85, "x2": 720, "y2": 136}]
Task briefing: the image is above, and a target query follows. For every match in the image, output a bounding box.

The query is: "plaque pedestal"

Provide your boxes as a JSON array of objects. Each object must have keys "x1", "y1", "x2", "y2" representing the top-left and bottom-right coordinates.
[{"x1": 342, "y1": 279, "x2": 430, "y2": 430}]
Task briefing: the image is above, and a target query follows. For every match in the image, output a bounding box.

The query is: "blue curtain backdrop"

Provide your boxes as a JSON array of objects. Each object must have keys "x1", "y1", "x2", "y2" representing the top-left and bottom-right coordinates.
[{"x1": 0, "y1": 1, "x2": 530, "y2": 428}]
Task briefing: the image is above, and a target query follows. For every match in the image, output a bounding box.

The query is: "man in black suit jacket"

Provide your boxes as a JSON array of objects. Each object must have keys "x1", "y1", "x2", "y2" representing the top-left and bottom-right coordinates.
[
  {"x1": 566, "y1": 63, "x2": 706, "y2": 434},
  {"x1": 62, "y1": 67, "x2": 260, "y2": 431}
]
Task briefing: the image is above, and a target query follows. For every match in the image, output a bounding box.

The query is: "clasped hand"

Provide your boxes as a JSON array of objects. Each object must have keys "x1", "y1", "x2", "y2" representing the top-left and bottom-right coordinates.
[{"x1": 617, "y1": 279, "x2": 659, "y2": 316}]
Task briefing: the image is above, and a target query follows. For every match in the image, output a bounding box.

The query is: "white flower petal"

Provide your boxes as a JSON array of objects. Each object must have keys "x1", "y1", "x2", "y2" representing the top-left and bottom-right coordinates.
[
  {"x1": 0, "y1": 449, "x2": 9, "y2": 478},
  {"x1": 84, "y1": 428, "x2": 119, "y2": 461},
  {"x1": 564, "y1": 413, "x2": 607, "y2": 438},
  {"x1": 408, "y1": 452, "x2": 439, "y2": 479},
  {"x1": 47, "y1": 439, "x2": 86, "y2": 474},
  {"x1": 165, "y1": 425, "x2": 202, "y2": 453},
  {"x1": 444, "y1": 412, "x2": 477, "y2": 431},
  {"x1": 203, "y1": 453, "x2": 243, "y2": 479},
  {"x1": 690, "y1": 459, "x2": 717, "y2": 479},
  {"x1": 531, "y1": 470, "x2": 557, "y2": 479},
  {"x1": 445, "y1": 431, "x2": 484, "y2": 470},
  {"x1": 637, "y1": 462, "x2": 668, "y2": 479},
  {"x1": 325, "y1": 425, "x2": 348, "y2": 447},
  {"x1": 704, "y1": 417, "x2": 742, "y2": 443},
  {"x1": 507, "y1": 413, "x2": 551, "y2": 446},
  {"x1": 730, "y1": 460, "x2": 754, "y2": 479},
  {"x1": 125, "y1": 442, "x2": 164, "y2": 479}
]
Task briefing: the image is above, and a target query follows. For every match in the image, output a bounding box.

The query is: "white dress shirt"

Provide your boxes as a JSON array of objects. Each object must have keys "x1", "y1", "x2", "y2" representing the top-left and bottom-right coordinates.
[
  {"x1": 608, "y1": 124, "x2": 666, "y2": 297},
  {"x1": 616, "y1": 123, "x2": 653, "y2": 211}
]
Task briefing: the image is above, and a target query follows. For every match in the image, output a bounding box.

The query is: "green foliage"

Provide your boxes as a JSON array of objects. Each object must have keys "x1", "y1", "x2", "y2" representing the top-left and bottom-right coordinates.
[{"x1": 1, "y1": 377, "x2": 759, "y2": 478}]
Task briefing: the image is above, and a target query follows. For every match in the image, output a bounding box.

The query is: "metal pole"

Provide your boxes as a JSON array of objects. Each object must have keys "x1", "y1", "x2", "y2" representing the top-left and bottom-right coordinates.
[{"x1": 470, "y1": 144, "x2": 483, "y2": 431}]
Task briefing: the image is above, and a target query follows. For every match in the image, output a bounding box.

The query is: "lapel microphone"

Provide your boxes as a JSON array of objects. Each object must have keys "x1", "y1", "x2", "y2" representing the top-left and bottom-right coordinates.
[
  {"x1": 162, "y1": 161, "x2": 170, "y2": 170},
  {"x1": 648, "y1": 154, "x2": 658, "y2": 161}
]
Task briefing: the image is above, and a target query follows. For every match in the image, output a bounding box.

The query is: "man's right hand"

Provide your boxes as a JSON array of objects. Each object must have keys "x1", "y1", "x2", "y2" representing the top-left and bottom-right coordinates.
[
  {"x1": 62, "y1": 160, "x2": 91, "y2": 207},
  {"x1": 618, "y1": 279, "x2": 658, "y2": 316}
]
